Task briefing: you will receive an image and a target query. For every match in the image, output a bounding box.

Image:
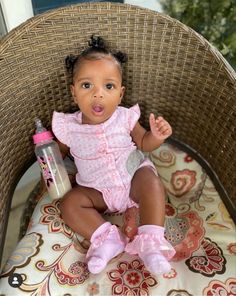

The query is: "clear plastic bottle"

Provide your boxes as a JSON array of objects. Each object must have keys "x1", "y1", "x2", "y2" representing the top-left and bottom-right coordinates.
[{"x1": 33, "y1": 119, "x2": 72, "y2": 199}]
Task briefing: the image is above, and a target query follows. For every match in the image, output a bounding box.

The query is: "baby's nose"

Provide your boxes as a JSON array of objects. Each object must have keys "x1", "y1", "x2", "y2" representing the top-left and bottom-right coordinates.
[{"x1": 93, "y1": 86, "x2": 104, "y2": 98}]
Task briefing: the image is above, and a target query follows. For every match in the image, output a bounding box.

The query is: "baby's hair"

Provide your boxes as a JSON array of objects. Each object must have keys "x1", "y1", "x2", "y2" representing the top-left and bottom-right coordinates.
[{"x1": 65, "y1": 35, "x2": 127, "y2": 82}]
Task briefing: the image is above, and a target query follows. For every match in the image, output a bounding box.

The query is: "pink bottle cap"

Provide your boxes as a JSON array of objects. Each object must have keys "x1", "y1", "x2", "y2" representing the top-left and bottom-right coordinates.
[{"x1": 33, "y1": 131, "x2": 53, "y2": 144}]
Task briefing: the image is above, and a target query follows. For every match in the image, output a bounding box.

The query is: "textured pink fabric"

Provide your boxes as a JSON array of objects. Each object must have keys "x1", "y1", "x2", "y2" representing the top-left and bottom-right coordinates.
[
  {"x1": 52, "y1": 104, "x2": 156, "y2": 212},
  {"x1": 126, "y1": 225, "x2": 176, "y2": 259},
  {"x1": 125, "y1": 225, "x2": 176, "y2": 274},
  {"x1": 86, "y1": 223, "x2": 126, "y2": 274},
  {"x1": 90, "y1": 222, "x2": 112, "y2": 242}
]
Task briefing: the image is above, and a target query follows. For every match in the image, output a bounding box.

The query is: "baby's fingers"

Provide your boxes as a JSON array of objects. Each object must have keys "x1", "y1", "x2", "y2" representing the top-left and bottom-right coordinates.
[
  {"x1": 162, "y1": 126, "x2": 172, "y2": 136},
  {"x1": 161, "y1": 123, "x2": 172, "y2": 136},
  {"x1": 149, "y1": 113, "x2": 156, "y2": 127},
  {"x1": 149, "y1": 114, "x2": 163, "y2": 126},
  {"x1": 156, "y1": 118, "x2": 172, "y2": 135}
]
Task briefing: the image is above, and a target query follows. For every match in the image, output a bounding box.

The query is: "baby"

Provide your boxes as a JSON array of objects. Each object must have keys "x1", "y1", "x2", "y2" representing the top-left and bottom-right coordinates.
[{"x1": 52, "y1": 35, "x2": 175, "y2": 275}]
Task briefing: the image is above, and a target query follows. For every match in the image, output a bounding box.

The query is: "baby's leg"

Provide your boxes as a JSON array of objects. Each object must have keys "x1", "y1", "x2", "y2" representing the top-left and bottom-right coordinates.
[
  {"x1": 59, "y1": 186, "x2": 126, "y2": 274},
  {"x1": 130, "y1": 166, "x2": 166, "y2": 226},
  {"x1": 59, "y1": 185, "x2": 107, "y2": 239},
  {"x1": 126, "y1": 167, "x2": 175, "y2": 275}
]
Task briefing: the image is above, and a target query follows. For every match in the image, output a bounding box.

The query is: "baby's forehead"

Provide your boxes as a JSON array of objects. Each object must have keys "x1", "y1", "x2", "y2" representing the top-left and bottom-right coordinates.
[
  {"x1": 80, "y1": 54, "x2": 120, "y2": 68},
  {"x1": 74, "y1": 55, "x2": 123, "y2": 78}
]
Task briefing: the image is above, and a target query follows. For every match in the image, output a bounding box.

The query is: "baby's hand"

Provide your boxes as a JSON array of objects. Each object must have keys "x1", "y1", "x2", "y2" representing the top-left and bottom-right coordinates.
[{"x1": 149, "y1": 113, "x2": 172, "y2": 140}]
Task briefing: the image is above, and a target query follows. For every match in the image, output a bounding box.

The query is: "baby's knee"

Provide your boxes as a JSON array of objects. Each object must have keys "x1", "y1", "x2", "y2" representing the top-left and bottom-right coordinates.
[
  {"x1": 142, "y1": 176, "x2": 166, "y2": 205},
  {"x1": 59, "y1": 193, "x2": 74, "y2": 216},
  {"x1": 156, "y1": 175, "x2": 165, "y2": 191},
  {"x1": 59, "y1": 188, "x2": 91, "y2": 214},
  {"x1": 147, "y1": 175, "x2": 165, "y2": 194}
]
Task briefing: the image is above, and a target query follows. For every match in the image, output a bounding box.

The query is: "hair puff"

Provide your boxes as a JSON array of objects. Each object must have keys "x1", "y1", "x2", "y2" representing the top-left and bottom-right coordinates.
[{"x1": 65, "y1": 54, "x2": 78, "y2": 73}]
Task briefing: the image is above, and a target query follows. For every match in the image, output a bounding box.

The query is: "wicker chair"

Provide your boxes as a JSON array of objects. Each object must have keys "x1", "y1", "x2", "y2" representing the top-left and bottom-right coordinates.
[{"x1": 0, "y1": 3, "x2": 235, "y2": 295}]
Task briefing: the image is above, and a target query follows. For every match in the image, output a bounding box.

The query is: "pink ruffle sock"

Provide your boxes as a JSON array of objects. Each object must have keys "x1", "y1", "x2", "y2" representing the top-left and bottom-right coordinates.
[
  {"x1": 86, "y1": 222, "x2": 126, "y2": 274},
  {"x1": 125, "y1": 225, "x2": 176, "y2": 275}
]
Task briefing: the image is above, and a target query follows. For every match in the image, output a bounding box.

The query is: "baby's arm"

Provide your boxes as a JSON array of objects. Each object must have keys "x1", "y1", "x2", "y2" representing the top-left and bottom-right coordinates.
[{"x1": 131, "y1": 113, "x2": 172, "y2": 152}]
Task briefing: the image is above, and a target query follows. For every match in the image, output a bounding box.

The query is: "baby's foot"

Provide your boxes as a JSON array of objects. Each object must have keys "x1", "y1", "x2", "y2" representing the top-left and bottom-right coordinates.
[
  {"x1": 87, "y1": 223, "x2": 126, "y2": 274},
  {"x1": 88, "y1": 243, "x2": 124, "y2": 274},
  {"x1": 139, "y1": 251, "x2": 171, "y2": 275},
  {"x1": 125, "y1": 225, "x2": 175, "y2": 275}
]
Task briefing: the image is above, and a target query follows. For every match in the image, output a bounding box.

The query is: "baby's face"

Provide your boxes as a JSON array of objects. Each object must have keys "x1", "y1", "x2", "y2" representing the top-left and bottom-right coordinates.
[{"x1": 71, "y1": 57, "x2": 125, "y2": 125}]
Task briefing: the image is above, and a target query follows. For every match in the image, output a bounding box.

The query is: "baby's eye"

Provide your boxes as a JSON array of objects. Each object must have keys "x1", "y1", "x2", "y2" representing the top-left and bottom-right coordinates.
[
  {"x1": 82, "y1": 82, "x2": 91, "y2": 89},
  {"x1": 106, "y1": 83, "x2": 114, "y2": 90}
]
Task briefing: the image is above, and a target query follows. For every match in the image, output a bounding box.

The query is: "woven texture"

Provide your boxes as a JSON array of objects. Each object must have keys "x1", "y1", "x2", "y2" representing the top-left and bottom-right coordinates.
[{"x1": 0, "y1": 2, "x2": 235, "y2": 262}]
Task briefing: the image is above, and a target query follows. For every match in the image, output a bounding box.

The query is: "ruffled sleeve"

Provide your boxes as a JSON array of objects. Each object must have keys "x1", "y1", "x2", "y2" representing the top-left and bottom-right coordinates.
[
  {"x1": 52, "y1": 111, "x2": 70, "y2": 147},
  {"x1": 127, "y1": 104, "x2": 141, "y2": 131}
]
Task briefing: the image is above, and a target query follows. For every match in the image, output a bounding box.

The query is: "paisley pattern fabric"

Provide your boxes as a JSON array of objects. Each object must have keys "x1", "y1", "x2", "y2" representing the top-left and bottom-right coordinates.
[{"x1": 0, "y1": 143, "x2": 235, "y2": 296}]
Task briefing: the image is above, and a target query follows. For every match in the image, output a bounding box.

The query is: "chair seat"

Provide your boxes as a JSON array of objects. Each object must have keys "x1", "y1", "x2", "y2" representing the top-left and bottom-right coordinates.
[{"x1": 0, "y1": 143, "x2": 235, "y2": 295}]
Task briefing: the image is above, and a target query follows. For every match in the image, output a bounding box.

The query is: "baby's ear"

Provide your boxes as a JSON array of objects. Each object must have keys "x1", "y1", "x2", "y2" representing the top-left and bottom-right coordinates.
[
  {"x1": 120, "y1": 86, "x2": 125, "y2": 100},
  {"x1": 70, "y1": 84, "x2": 76, "y2": 102}
]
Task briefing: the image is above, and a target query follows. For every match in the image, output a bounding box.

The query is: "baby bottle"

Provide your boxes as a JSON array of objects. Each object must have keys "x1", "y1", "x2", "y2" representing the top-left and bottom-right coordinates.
[{"x1": 33, "y1": 119, "x2": 72, "y2": 199}]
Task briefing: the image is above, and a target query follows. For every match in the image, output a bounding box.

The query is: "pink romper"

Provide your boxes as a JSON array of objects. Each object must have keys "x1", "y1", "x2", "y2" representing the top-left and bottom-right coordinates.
[{"x1": 52, "y1": 104, "x2": 157, "y2": 213}]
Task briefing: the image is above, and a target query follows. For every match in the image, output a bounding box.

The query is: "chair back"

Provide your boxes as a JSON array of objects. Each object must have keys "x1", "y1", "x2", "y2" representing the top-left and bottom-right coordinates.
[{"x1": 0, "y1": 2, "x2": 235, "y2": 262}]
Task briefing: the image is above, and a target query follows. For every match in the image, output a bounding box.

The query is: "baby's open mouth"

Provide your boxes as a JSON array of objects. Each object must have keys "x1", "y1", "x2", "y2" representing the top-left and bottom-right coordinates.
[{"x1": 92, "y1": 105, "x2": 104, "y2": 115}]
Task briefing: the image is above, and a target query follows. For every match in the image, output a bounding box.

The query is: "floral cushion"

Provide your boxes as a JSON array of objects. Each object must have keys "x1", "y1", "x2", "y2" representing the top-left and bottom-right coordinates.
[{"x1": 0, "y1": 143, "x2": 236, "y2": 295}]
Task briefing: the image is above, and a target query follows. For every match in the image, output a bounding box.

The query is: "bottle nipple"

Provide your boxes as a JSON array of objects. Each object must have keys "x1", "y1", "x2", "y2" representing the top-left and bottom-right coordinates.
[{"x1": 35, "y1": 118, "x2": 46, "y2": 134}]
